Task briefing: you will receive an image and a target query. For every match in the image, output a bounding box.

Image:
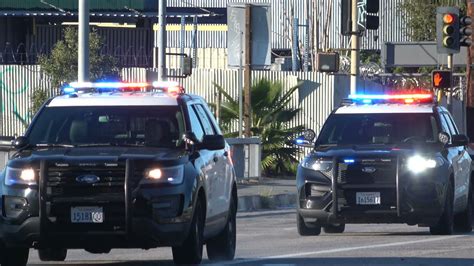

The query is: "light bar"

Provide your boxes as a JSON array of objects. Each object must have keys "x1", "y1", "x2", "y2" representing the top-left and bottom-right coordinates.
[
  {"x1": 349, "y1": 94, "x2": 433, "y2": 100},
  {"x1": 348, "y1": 93, "x2": 434, "y2": 104},
  {"x1": 69, "y1": 82, "x2": 150, "y2": 89}
]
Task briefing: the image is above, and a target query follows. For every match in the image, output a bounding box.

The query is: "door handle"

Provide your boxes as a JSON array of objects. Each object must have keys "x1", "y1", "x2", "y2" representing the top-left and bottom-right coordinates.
[{"x1": 213, "y1": 157, "x2": 219, "y2": 163}]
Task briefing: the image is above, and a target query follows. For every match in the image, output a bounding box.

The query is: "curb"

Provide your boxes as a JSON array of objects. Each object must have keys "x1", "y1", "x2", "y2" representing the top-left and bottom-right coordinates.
[{"x1": 237, "y1": 193, "x2": 297, "y2": 212}]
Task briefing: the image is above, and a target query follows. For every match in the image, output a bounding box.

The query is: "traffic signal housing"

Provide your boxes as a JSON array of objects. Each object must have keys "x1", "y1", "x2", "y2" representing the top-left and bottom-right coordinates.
[
  {"x1": 431, "y1": 70, "x2": 452, "y2": 89},
  {"x1": 341, "y1": 0, "x2": 379, "y2": 36},
  {"x1": 437, "y1": 7, "x2": 460, "y2": 54},
  {"x1": 459, "y1": 15, "x2": 472, "y2": 47}
]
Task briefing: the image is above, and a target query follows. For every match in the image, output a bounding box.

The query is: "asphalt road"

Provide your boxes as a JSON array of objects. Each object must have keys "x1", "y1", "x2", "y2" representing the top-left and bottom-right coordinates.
[{"x1": 28, "y1": 210, "x2": 474, "y2": 266}]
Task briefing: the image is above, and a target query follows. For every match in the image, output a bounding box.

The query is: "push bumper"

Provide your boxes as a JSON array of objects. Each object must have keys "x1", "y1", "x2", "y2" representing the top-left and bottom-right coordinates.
[{"x1": 297, "y1": 156, "x2": 448, "y2": 226}]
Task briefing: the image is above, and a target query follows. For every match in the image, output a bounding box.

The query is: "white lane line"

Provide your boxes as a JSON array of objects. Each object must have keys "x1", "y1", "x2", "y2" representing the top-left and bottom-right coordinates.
[{"x1": 223, "y1": 235, "x2": 464, "y2": 265}]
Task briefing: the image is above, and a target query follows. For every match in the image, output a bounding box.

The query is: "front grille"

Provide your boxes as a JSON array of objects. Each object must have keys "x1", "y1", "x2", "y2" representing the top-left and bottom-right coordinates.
[
  {"x1": 44, "y1": 161, "x2": 127, "y2": 232},
  {"x1": 338, "y1": 158, "x2": 396, "y2": 185},
  {"x1": 335, "y1": 157, "x2": 398, "y2": 210}
]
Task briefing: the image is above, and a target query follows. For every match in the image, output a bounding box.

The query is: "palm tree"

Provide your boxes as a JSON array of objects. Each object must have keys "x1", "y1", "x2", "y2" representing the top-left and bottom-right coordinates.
[{"x1": 214, "y1": 79, "x2": 304, "y2": 176}]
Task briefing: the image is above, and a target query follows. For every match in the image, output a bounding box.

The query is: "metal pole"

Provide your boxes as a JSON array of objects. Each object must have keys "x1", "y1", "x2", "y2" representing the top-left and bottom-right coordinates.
[
  {"x1": 303, "y1": 20, "x2": 310, "y2": 72},
  {"x1": 158, "y1": 0, "x2": 167, "y2": 81},
  {"x1": 350, "y1": 0, "x2": 359, "y2": 95},
  {"x1": 238, "y1": 31, "x2": 243, "y2": 138},
  {"x1": 78, "y1": 0, "x2": 89, "y2": 82},
  {"x1": 180, "y1": 16, "x2": 185, "y2": 69},
  {"x1": 192, "y1": 16, "x2": 198, "y2": 68},
  {"x1": 447, "y1": 54, "x2": 453, "y2": 113},
  {"x1": 292, "y1": 18, "x2": 299, "y2": 72}
]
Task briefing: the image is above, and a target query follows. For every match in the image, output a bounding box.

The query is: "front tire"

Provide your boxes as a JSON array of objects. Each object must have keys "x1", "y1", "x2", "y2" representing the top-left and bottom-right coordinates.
[
  {"x1": 0, "y1": 243, "x2": 29, "y2": 266},
  {"x1": 207, "y1": 194, "x2": 237, "y2": 261},
  {"x1": 323, "y1": 223, "x2": 345, "y2": 234},
  {"x1": 38, "y1": 248, "x2": 67, "y2": 261},
  {"x1": 454, "y1": 180, "x2": 473, "y2": 233},
  {"x1": 172, "y1": 198, "x2": 205, "y2": 265},
  {"x1": 297, "y1": 212, "x2": 321, "y2": 236},
  {"x1": 430, "y1": 179, "x2": 454, "y2": 235}
]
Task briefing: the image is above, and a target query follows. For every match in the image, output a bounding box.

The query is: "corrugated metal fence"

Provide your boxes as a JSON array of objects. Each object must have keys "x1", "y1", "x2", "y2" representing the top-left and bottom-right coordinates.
[
  {"x1": 122, "y1": 68, "x2": 338, "y2": 134},
  {"x1": 1, "y1": 65, "x2": 339, "y2": 137}
]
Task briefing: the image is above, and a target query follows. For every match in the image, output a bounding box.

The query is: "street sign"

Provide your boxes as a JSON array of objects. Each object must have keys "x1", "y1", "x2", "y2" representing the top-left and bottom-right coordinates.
[{"x1": 431, "y1": 70, "x2": 452, "y2": 89}]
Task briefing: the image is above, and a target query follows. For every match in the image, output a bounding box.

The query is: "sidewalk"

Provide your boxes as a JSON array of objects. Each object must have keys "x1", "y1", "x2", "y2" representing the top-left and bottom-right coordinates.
[{"x1": 236, "y1": 177, "x2": 296, "y2": 212}]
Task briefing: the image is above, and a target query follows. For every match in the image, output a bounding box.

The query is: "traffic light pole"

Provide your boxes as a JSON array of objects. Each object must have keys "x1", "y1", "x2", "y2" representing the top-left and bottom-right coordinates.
[
  {"x1": 447, "y1": 54, "x2": 454, "y2": 113},
  {"x1": 350, "y1": 0, "x2": 359, "y2": 95}
]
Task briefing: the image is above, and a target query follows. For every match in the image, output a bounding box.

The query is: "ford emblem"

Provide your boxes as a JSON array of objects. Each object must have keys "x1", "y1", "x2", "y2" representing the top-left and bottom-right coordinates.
[
  {"x1": 76, "y1": 175, "x2": 100, "y2": 184},
  {"x1": 362, "y1": 167, "x2": 377, "y2": 174}
]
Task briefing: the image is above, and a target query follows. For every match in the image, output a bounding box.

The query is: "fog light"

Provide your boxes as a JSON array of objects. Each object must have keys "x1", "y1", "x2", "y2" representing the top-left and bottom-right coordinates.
[{"x1": 3, "y1": 196, "x2": 28, "y2": 219}]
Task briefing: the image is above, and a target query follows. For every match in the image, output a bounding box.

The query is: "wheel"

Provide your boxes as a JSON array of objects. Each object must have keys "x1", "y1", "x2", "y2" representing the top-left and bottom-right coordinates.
[
  {"x1": 430, "y1": 179, "x2": 454, "y2": 235},
  {"x1": 172, "y1": 198, "x2": 205, "y2": 265},
  {"x1": 323, "y1": 223, "x2": 345, "y2": 234},
  {"x1": 297, "y1": 212, "x2": 321, "y2": 236},
  {"x1": 38, "y1": 248, "x2": 67, "y2": 261},
  {"x1": 454, "y1": 180, "x2": 473, "y2": 233},
  {"x1": 0, "y1": 243, "x2": 29, "y2": 266},
  {"x1": 207, "y1": 194, "x2": 237, "y2": 261}
]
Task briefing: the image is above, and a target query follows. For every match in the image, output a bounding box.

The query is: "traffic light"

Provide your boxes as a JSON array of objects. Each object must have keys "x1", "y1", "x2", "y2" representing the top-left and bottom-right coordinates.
[
  {"x1": 364, "y1": 0, "x2": 379, "y2": 30},
  {"x1": 341, "y1": 0, "x2": 379, "y2": 36},
  {"x1": 431, "y1": 70, "x2": 452, "y2": 89},
  {"x1": 459, "y1": 15, "x2": 472, "y2": 47},
  {"x1": 437, "y1": 7, "x2": 460, "y2": 54}
]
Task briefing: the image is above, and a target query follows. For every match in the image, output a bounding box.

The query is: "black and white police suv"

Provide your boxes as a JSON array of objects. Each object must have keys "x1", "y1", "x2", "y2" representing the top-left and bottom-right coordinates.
[
  {"x1": 295, "y1": 93, "x2": 473, "y2": 236},
  {"x1": 0, "y1": 81, "x2": 237, "y2": 265}
]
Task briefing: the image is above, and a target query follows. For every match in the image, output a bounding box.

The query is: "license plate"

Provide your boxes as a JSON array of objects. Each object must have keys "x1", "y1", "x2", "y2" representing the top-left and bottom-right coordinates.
[
  {"x1": 356, "y1": 192, "x2": 381, "y2": 205},
  {"x1": 71, "y1": 206, "x2": 104, "y2": 223}
]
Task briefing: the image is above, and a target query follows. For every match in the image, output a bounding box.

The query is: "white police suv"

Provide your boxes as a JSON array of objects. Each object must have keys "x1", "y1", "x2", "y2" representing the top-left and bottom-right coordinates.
[
  {"x1": 0, "y1": 81, "x2": 237, "y2": 265},
  {"x1": 295, "y1": 93, "x2": 473, "y2": 236}
]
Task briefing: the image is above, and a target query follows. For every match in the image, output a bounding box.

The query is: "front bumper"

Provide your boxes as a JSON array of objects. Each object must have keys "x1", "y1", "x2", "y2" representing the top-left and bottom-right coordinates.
[
  {"x1": 0, "y1": 159, "x2": 197, "y2": 248},
  {"x1": 297, "y1": 157, "x2": 449, "y2": 226}
]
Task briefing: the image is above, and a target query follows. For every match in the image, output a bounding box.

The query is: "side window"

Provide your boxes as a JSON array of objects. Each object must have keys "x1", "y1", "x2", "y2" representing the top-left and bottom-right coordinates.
[
  {"x1": 188, "y1": 106, "x2": 205, "y2": 141},
  {"x1": 444, "y1": 113, "x2": 459, "y2": 135},
  {"x1": 439, "y1": 113, "x2": 452, "y2": 136},
  {"x1": 200, "y1": 103, "x2": 222, "y2": 135},
  {"x1": 194, "y1": 105, "x2": 215, "y2": 136},
  {"x1": 442, "y1": 113, "x2": 457, "y2": 135}
]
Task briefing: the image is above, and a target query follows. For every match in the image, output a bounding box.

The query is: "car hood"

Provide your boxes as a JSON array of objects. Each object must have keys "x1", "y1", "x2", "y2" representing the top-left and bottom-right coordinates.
[{"x1": 7, "y1": 147, "x2": 188, "y2": 168}]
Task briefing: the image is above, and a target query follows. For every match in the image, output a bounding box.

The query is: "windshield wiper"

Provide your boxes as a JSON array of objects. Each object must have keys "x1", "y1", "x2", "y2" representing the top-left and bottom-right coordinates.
[
  {"x1": 76, "y1": 143, "x2": 113, "y2": 147},
  {"x1": 111, "y1": 143, "x2": 145, "y2": 147},
  {"x1": 35, "y1": 143, "x2": 75, "y2": 148}
]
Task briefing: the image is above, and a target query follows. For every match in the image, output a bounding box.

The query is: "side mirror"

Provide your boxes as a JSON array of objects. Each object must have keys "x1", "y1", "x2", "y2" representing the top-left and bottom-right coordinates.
[
  {"x1": 13, "y1": 136, "x2": 29, "y2": 149},
  {"x1": 451, "y1": 134, "x2": 469, "y2": 147},
  {"x1": 293, "y1": 129, "x2": 316, "y2": 147},
  {"x1": 0, "y1": 136, "x2": 14, "y2": 151},
  {"x1": 439, "y1": 132, "x2": 450, "y2": 145},
  {"x1": 201, "y1": 135, "x2": 225, "y2": 151}
]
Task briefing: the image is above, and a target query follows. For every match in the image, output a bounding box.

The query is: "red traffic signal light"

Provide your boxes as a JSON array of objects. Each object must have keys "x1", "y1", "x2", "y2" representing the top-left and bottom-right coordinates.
[
  {"x1": 437, "y1": 7, "x2": 460, "y2": 54},
  {"x1": 443, "y1": 13, "x2": 455, "y2": 24},
  {"x1": 432, "y1": 70, "x2": 452, "y2": 89}
]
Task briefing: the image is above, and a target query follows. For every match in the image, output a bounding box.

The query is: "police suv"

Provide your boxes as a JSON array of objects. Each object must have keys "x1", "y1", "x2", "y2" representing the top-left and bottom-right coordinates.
[
  {"x1": 0, "y1": 82, "x2": 237, "y2": 265},
  {"x1": 295, "y1": 93, "x2": 473, "y2": 236}
]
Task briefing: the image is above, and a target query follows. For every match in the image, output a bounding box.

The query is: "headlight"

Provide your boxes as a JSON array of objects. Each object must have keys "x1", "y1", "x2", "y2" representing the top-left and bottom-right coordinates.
[
  {"x1": 406, "y1": 155, "x2": 443, "y2": 174},
  {"x1": 301, "y1": 158, "x2": 332, "y2": 172},
  {"x1": 5, "y1": 167, "x2": 36, "y2": 186},
  {"x1": 141, "y1": 165, "x2": 184, "y2": 185}
]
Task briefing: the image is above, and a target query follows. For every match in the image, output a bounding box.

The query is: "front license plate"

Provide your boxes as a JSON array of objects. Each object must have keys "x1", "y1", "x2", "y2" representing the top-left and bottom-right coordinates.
[
  {"x1": 71, "y1": 206, "x2": 104, "y2": 223},
  {"x1": 356, "y1": 192, "x2": 381, "y2": 205}
]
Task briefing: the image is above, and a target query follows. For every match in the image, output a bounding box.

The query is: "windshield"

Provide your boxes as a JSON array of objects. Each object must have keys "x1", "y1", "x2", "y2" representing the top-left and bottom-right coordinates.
[
  {"x1": 27, "y1": 106, "x2": 185, "y2": 148},
  {"x1": 316, "y1": 113, "x2": 440, "y2": 146}
]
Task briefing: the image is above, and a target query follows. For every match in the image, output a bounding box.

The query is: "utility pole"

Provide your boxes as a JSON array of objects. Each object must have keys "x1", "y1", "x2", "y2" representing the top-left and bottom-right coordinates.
[
  {"x1": 350, "y1": 0, "x2": 359, "y2": 95},
  {"x1": 467, "y1": 1, "x2": 474, "y2": 140},
  {"x1": 244, "y1": 4, "x2": 252, "y2": 138},
  {"x1": 78, "y1": 0, "x2": 89, "y2": 82},
  {"x1": 447, "y1": 54, "x2": 454, "y2": 113},
  {"x1": 158, "y1": 0, "x2": 167, "y2": 81}
]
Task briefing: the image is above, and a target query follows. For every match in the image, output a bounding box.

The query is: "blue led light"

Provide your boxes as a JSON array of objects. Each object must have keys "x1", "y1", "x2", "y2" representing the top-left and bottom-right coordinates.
[
  {"x1": 344, "y1": 159, "x2": 355, "y2": 164},
  {"x1": 362, "y1": 99, "x2": 372, "y2": 104},
  {"x1": 296, "y1": 139, "x2": 305, "y2": 144},
  {"x1": 62, "y1": 87, "x2": 76, "y2": 94}
]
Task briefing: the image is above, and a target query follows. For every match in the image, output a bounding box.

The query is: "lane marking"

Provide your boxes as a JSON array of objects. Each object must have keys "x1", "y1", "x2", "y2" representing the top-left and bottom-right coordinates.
[{"x1": 224, "y1": 235, "x2": 464, "y2": 265}]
